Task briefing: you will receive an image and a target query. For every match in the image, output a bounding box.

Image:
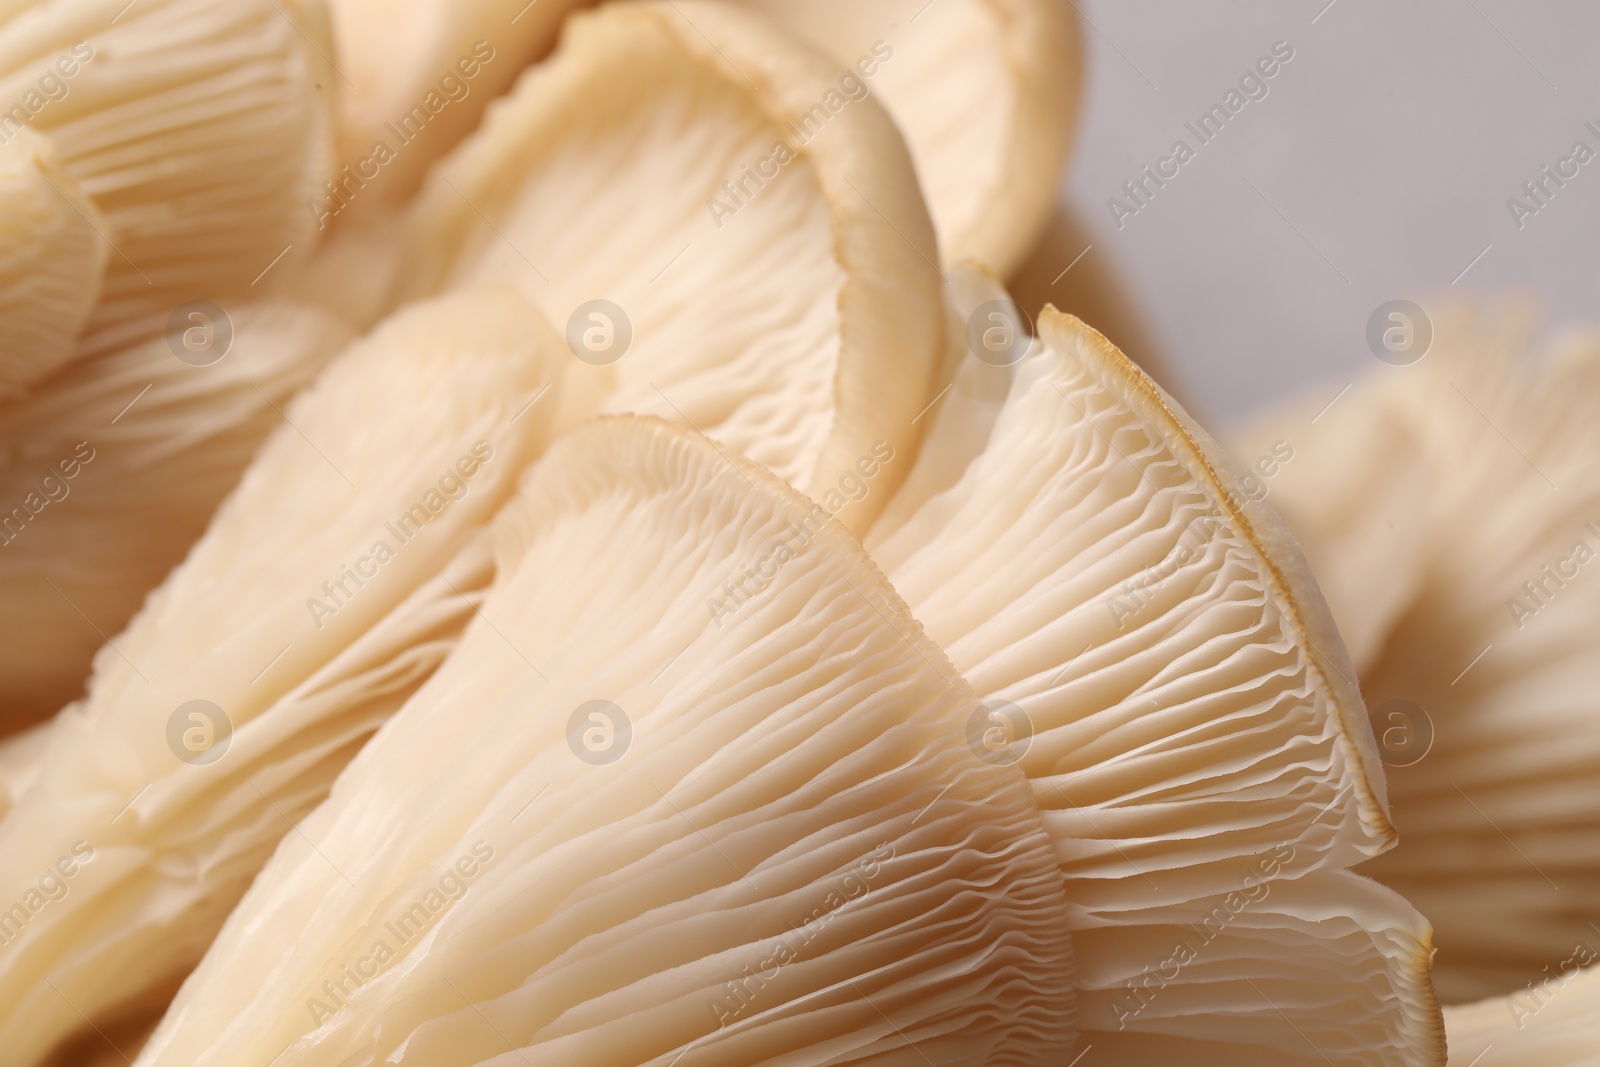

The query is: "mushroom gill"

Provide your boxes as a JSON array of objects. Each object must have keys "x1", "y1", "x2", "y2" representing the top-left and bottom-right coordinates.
[
  {"x1": 398, "y1": 0, "x2": 944, "y2": 531},
  {"x1": 133, "y1": 416, "x2": 1078, "y2": 1066},
  {"x1": 866, "y1": 270, "x2": 1443, "y2": 1064},
  {"x1": 1230, "y1": 304, "x2": 1600, "y2": 1007}
]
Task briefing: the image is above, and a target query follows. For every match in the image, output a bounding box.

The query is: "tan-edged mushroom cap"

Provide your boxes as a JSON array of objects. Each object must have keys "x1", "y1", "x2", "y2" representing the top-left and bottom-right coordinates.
[
  {"x1": 866, "y1": 268, "x2": 1443, "y2": 1063},
  {"x1": 0, "y1": 301, "x2": 353, "y2": 728},
  {"x1": 134, "y1": 416, "x2": 1077, "y2": 1066},
  {"x1": 1231, "y1": 304, "x2": 1600, "y2": 1006},
  {"x1": 398, "y1": 0, "x2": 944, "y2": 534},
  {"x1": 0, "y1": 290, "x2": 566, "y2": 1066},
  {"x1": 321, "y1": 0, "x2": 594, "y2": 218},
  {"x1": 0, "y1": 127, "x2": 107, "y2": 398},
  {"x1": 0, "y1": 0, "x2": 335, "y2": 330},
  {"x1": 739, "y1": 0, "x2": 1081, "y2": 276}
]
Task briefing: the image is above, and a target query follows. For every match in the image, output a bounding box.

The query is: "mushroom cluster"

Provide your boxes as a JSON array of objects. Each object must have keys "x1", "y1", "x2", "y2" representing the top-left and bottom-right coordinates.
[
  {"x1": 4, "y1": 1, "x2": 1559, "y2": 1065},
  {"x1": 1232, "y1": 304, "x2": 1600, "y2": 1066}
]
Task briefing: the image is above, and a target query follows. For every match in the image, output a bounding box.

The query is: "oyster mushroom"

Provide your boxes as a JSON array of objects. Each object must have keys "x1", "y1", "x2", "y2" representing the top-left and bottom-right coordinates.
[
  {"x1": 1442, "y1": 962, "x2": 1600, "y2": 1067},
  {"x1": 0, "y1": 127, "x2": 107, "y2": 398},
  {"x1": 1230, "y1": 304, "x2": 1600, "y2": 1005},
  {"x1": 738, "y1": 0, "x2": 1081, "y2": 275},
  {"x1": 134, "y1": 416, "x2": 1078, "y2": 1066},
  {"x1": 0, "y1": 301, "x2": 354, "y2": 727},
  {"x1": 0, "y1": 290, "x2": 565, "y2": 1066},
  {"x1": 0, "y1": 0, "x2": 336, "y2": 332},
  {"x1": 398, "y1": 0, "x2": 943, "y2": 532},
  {"x1": 865, "y1": 270, "x2": 1443, "y2": 1063},
  {"x1": 321, "y1": 0, "x2": 593, "y2": 218}
]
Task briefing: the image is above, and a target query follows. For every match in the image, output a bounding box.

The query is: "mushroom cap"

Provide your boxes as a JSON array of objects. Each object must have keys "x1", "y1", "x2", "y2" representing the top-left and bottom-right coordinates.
[
  {"x1": 398, "y1": 0, "x2": 944, "y2": 532},
  {"x1": 0, "y1": 289, "x2": 566, "y2": 1065},
  {"x1": 135, "y1": 415, "x2": 1077, "y2": 1066},
  {"x1": 0, "y1": 299, "x2": 352, "y2": 726},
  {"x1": 323, "y1": 0, "x2": 594, "y2": 215},
  {"x1": 1443, "y1": 960, "x2": 1600, "y2": 1067},
  {"x1": 1231, "y1": 304, "x2": 1600, "y2": 1004},
  {"x1": 738, "y1": 0, "x2": 1081, "y2": 276},
  {"x1": 866, "y1": 268, "x2": 1442, "y2": 1063},
  {"x1": 0, "y1": 126, "x2": 108, "y2": 398},
  {"x1": 0, "y1": 0, "x2": 335, "y2": 328},
  {"x1": 0, "y1": 718, "x2": 49, "y2": 820}
]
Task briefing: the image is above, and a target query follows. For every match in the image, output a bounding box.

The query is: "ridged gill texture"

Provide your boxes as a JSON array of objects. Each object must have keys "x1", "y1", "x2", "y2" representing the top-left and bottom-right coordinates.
[
  {"x1": 1232, "y1": 306, "x2": 1600, "y2": 1006},
  {"x1": 0, "y1": 0, "x2": 335, "y2": 331},
  {"x1": 0, "y1": 300, "x2": 353, "y2": 725},
  {"x1": 0, "y1": 126, "x2": 107, "y2": 398},
  {"x1": 867, "y1": 271, "x2": 1443, "y2": 1065},
  {"x1": 0, "y1": 290, "x2": 565, "y2": 1066},
  {"x1": 399, "y1": 0, "x2": 943, "y2": 531},
  {"x1": 135, "y1": 417, "x2": 1078, "y2": 1067}
]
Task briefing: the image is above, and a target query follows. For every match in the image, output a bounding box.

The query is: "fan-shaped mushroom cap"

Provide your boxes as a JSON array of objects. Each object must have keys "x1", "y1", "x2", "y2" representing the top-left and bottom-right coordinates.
[
  {"x1": 0, "y1": 301, "x2": 353, "y2": 727},
  {"x1": 1231, "y1": 305, "x2": 1600, "y2": 1005},
  {"x1": 1444, "y1": 961, "x2": 1600, "y2": 1067},
  {"x1": 399, "y1": 0, "x2": 944, "y2": 533},
  {"x1": 134, "y1": 416, "x2": 1076, "y2": 1066},
  {"x1": 323, "y1": 0, "x2": 593, "y2": 216},
  {"x1": 738, "y1": 0, "x2": 1080, "y2": 276},
  {"x1": 866, "y1": 268, "x2": 1442, "y2": 1063},
  {"x1": 0, "y1": 127, "x2": 107, "y2": 398},
  {"x1": 0, "y1": 290, "x2": 565, "y2": 1066},
  {"x1": 0, "y1": 0, "x2": 335, "y2": 330}
]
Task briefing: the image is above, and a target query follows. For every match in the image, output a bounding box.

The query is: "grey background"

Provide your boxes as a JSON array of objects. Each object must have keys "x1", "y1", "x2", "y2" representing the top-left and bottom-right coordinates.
[{"x1": 1014, "y1": 0, "x2": 1600, "y2": 428}]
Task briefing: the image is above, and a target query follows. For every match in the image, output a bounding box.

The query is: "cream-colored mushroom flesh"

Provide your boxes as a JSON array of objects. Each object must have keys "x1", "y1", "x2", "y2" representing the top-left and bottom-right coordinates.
[
  {"x1": 0, "y1": 301, "x2": 353, "y2": 727},
  {"x1": 0, "y1": 720, "x2": 48, "y2": 821},
  {"x1": 866, "y1": 276, "x2": 1443, "y2": 1064},
  {"x1": 0, "y1": 0, "x2": 334, "y2": 329},
  {"x1": 134, "y1": 416, "x2": 1076, "y2": 1066},
  {"x1": 0, "y1": 290, "x2": 563, "y2": 1066},
  {"x1": 1231, "y1": 307, "x2": 1600, "y2": 1005},
  {"x1": 400, "y1": 0, "x2": 942, "y2": 533},
  {"x1": 0, "y1": 127, "x2": 107, "y2": 398},
  {"x1": 739, "y1": 0, "x2": 1080, "y2": 276},
  {"x1": 1444, "y1": 962, "x2": 1600, "y2": 1067},
  {"x1": 323, "y1": 0, "x2": 593, "y2": 216}
]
